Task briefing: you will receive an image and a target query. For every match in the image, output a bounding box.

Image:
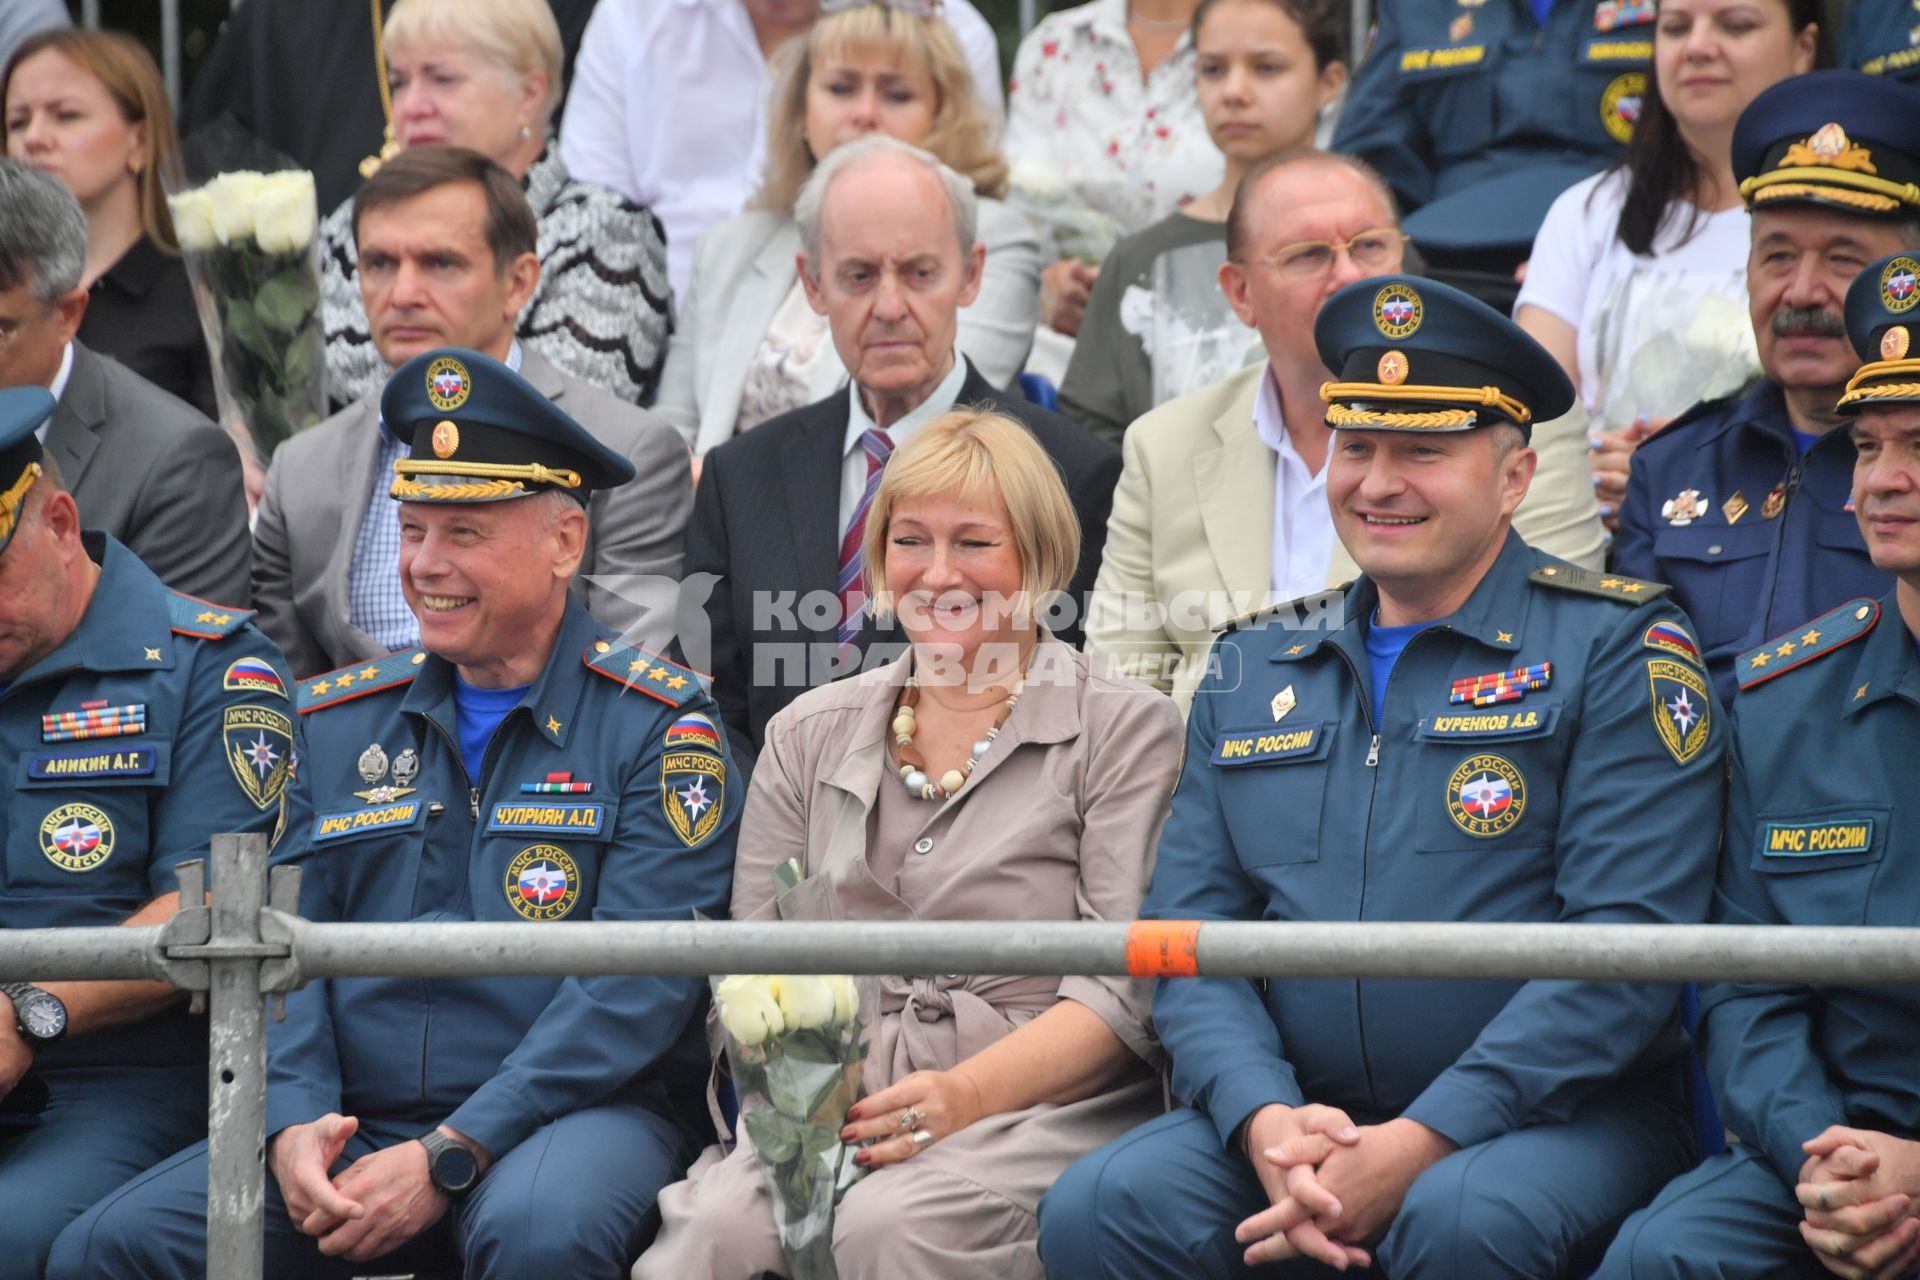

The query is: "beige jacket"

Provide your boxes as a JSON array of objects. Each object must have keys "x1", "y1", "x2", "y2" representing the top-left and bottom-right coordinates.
[{"x1": 1087, "y1": 362, "x2": 1607, "y2": 711}]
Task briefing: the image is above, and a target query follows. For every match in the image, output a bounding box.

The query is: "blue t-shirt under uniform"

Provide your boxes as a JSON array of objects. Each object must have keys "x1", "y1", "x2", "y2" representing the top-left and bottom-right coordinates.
[
  {"x1": 452, "y1": 676, "x2": 529, "y2": 780},
  {"x1": 1363, "y1": 613, "x2": 1428, "y2": 728},
  {"x1": 1793, "y1": 428, "x2": 1820, "y2": 457}
]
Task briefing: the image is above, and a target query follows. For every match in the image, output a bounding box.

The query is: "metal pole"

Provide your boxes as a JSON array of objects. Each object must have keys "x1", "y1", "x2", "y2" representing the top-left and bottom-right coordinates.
[
  {"x1": 206, "y1": 834, "x2": 269, "y2": 1280},
  {"x1": 1019, "y1": 0, "x2": 1037, "y2": 40},
  {"x1": 160, "y1": 0, "x2": 183, "y2": 110},
  {"x1": 1351, "y1": 0, "x2": 1370, "y2": 70},
  {"x1": 274, "y1": 917, "x2": 1920, "y2": 987},
  {"x1": 79, "y1": 0, "x2": 101, "y2": 29},
  {"x1": 0, "y1": 927, "x2": 164, "y2": 980}
]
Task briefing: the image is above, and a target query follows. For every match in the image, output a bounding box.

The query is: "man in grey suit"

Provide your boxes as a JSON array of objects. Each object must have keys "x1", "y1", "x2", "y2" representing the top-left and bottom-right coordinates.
[
  {"x1": 252, "y1": 146, "x2": 692, "y2": 678},
  {"x1": 0, "y1": 161, "x2": 251, "y2": 604}
]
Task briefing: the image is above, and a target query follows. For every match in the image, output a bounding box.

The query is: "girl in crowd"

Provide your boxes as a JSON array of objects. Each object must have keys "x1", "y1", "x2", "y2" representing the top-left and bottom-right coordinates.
[
  {"x1": 656, "y1": 2, "x2": 1038, "y2": 459},
  {"x1": 1058, "y1": 0, "x2": 1347, "y2": 444},
  {"x1": 635, "y1": 410, "x2": 1180, "y2": 1280},
  {"x1": 4, "y1": 30, "x2": 215, "y2": 418},
  {"x1": 1515, "y1": 0, "x2": 1825, "y2": 521},
  {"x1": 319, "y1": 0, "x2": 671, "y2": 407}
]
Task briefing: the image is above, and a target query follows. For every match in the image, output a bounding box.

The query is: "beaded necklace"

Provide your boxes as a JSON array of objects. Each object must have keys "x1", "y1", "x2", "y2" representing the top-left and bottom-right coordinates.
[{"x1": 890, "y1": 675, "x2": 1024, "y2": 801}]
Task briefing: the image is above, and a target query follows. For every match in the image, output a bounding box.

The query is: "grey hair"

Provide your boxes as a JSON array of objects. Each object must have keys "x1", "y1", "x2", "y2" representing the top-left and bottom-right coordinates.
[
  {"x1": 0, "y1": 159, "x2": 87, "y2": 303},
  {"x1": 793, "y1": 134, "x2": 978, "y2": 281}
]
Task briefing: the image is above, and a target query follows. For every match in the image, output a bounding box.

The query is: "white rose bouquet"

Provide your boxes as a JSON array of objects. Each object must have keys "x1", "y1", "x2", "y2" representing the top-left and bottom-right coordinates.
[
  {"x1": 713, "y1": 971, "x2": 874, "y2": 1280},
  {"x1": 167, "y1": 167, "x2": 326, "y2": 457}
]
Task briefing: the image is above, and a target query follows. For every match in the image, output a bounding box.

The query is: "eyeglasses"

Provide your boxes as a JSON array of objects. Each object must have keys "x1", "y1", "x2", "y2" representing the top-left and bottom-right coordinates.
[
  {"x1": 821, "y1": 0, "x2": 944, "y2": 14},
  {"x1": 1254, "y1": 229, "x2": 1409, "y2": 280}
]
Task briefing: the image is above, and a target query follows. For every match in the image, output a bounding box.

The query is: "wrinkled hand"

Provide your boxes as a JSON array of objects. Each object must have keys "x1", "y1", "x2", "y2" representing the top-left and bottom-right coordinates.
[
  {"x1": 842, "y1": 1068, "x2": 985, "y2": 1169},
  {"x1": 1312, "y1": 1118, "x2": 1458, "y2": 1248},
  {"x1": 0, "y1": 998, "x2": 30, "y2": 1099},
  {"x1": 1041, "y1": 259, "x2": 1099, "y2": 337},
  {"x1": 1799, "y1": 1128, "x2": 1920, "y2": 1279},
  {"x1": 1591, "y1": 416, "x2": 1669, "y2": 527},
  {"x1": 268, "y1": 1114, "x2": 365, "y2": 1238},
  {"x1": 315, "y1": 1139, "x2": 448, "y2": 1262},
  {"x1": 1233, "y1": 1103, "x2": 1368, "y2": 1271}
]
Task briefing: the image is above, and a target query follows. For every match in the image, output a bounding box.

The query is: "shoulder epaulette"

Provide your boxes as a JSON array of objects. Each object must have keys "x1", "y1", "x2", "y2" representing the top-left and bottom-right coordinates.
[
  {"x1": 1738, "y1": 598, "x2": 1880, "y2": 691},
  {"x1": 1530, "y1": 564, "x2": 1671, "y2": 603},
  {"x1": 583, "y1": 639, "x2": 705, "y2": 707},
  {"x1": 166, "y1": 591, "x2": 254, "y2": 639},
  {"x1": 298, "y1": 649, "x2": 426, "y2": 713},
  {"x1": 1216, "y1": 584, "x2": 1352, "y2": 634}
]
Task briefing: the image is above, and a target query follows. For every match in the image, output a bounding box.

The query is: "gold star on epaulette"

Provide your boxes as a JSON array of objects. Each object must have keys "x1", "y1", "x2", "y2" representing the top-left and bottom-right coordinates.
[
  {"x1": 1801, "y1": 629, "x2": 1823, "y2": 647},
  {"x1": 1775, "y1": 641, "x2": 1796, "y2": 657},
  {"x1": 666, "y1": 675, "x2": 689, "y2": 690},
  {"x1": 628, "y1": 658, "x2": 647, "y2": 674},
  {"x1": 311, "y1": 679, "x2": 333, "y2": 694},
  {"x1": 1496, "y1": 630, "x2": 1514, "y2": 643},
  {"x1": 1855, "y1": 684, "x2": 1870, "y2": 700},
  {"x1": 334, "y1": 671, "x2": 358, "y2": 686},
  {"x1": 197, "y1": 610, "x2": 218, "y2": 623},
  {"x1": 546, "y1": 717, "x2": 562, "y2": 734},
  {"x1": 1598, "y1": 578, "x2": 1621, "y2": 589},
  {"x1": 359, "y1": 666, "x2": 380, "y2": 681},
  {"x1": 144, "y1": 647, "x2": 162, "y2": 661},
  {"x1": 1287, "y1": 644, "x2": 1305, "y2": 655},
  {"x1": 214, "y1": 613, "x2": 231, "y2": 625},
  {"x1": 1620, "y1": 583, "x2": 1646, "y2": 594},
  {"x1": 648, "y1": 667, "x2": 669, "y2": 682},
  {"x1": 1749, "y1": 651, "x2": 1770, "y2": 669}
]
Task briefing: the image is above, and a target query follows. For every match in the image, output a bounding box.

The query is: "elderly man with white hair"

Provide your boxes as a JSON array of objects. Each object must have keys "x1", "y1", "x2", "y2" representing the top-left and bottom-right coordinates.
[{"x1": 682, "y1": 134, "x2": 1120, "y2": 766}]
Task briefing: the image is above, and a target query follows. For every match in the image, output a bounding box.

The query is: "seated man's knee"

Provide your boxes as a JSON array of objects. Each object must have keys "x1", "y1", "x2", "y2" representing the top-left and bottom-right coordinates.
[{"x1": 1387, "y1": 1148, "x2": 1553, "y2": 1280}]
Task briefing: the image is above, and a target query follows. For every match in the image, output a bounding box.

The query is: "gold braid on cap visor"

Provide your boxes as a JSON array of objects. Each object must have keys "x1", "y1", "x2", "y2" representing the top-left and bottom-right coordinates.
[
  {"x1": 1739, "y1": 168, "x2": 1920, "y2": 214},
  {"x1": 390, "y1": 458, "x2": 584, "y2": 501},
  {"x1": 0, "y1": 461, "x2": 42, "y2": 543},
  {"x1": 1838, "y1": 357, "x2": 1920, "y2": 407},
  {"x1": 1319, "y1": 380, "x2": 1532, "y2": 430}
]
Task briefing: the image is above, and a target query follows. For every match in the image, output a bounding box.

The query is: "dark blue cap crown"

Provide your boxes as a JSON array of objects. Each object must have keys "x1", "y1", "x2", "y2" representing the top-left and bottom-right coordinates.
[
  {"x1": 1734, "y1": 71, "x2": 1920, "y2": 217},
  {"x1": 1315, "y1": 275, "x2": 1574, "y2": 438},
  {"x1": 1839, "y1": 252, "x2": 1920, "y2": 413},
  {"x1": 379, "y1": 348, "x2": 636, "y2": 505}
]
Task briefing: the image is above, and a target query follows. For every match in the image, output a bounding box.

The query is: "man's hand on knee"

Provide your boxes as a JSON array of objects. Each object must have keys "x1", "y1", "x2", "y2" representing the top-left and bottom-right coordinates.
[
  {"x1": 1233, "y1": 1104, "x2": 1370, "y2": 1271},
  {"x1": 1312, "y1": 1117, "x2": 1459, "y2": 1248},
  {"x1": 1797, "y1": 1127, "x2": 1920, "y2": 1280},
  {"x1": 316, "y1": 1139, "x2": 449, "y2": 1263},
  {"x1": 268, "y1": 1114, "x2": 365, "y2": 1238}
]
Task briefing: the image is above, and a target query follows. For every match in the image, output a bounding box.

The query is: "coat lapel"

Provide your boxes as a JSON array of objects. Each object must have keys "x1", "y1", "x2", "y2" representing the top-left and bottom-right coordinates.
[
  {"x1": 45, "y1": 344, "x2": 105, "y2": 493},
  {"x1": 707, "y1": 222, "x2": 807, "y2": 446},
  {"x1": 327, "y1": 397, "x2": 388, "y2": 648},
  {"x1": 1194, "y1": 371, "x2": 1275, "y2": 604},
  {"x1": 779, "y1": 398, "x2": 852, "y2": 621}
]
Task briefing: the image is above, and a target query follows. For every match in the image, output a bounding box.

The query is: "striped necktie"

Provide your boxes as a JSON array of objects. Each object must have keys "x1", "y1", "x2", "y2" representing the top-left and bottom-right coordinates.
[{"x1": 837, "y1": 428, "x2": 895, "y2": 649}]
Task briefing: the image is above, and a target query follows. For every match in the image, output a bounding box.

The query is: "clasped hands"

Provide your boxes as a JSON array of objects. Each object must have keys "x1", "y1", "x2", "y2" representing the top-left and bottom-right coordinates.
[
  {"x1": 268, "y1": 1113, "x2": 488, "y2": 1263},
  {"x1": 1233, "y1": 1103, "x2": 1457, "y2": 1271},
  {"x1": 1795, "y1": 1126, "x2": 1920, "y2": 1280}
]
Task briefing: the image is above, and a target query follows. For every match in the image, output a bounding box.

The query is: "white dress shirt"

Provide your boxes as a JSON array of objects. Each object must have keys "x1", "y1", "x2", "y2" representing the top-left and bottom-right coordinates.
[
  {"x1": 837, "y1": 356, "x2": 971, "y2": 540},
  {"x1": 39, "y1": 342, "x2": 75, "y2": 440},
  {"x1": 1251, "y1": 364, "x2": 1334, "y2": 602},
  {"x1": 559, "y1": 0, "x2": 1007, "y2": 300}
]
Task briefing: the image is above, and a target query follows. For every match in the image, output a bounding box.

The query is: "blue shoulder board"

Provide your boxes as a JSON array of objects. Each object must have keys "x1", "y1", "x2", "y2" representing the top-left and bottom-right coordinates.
[
  {"x1": 1738, "y1": 598, "x2": 1880, "y2": 691},
  {"x1": 166, "y1": 591, "x2": 255, "y2": 640},
  {"x1": 1530, "y1": 564, "x2": 1670, "y2": 604},
  {"x1": 298, "y1": 649, "x2": 427, "y2": 714},
  {"x1": 582, "y1": 639, "x2": 704, "y2": 707}
]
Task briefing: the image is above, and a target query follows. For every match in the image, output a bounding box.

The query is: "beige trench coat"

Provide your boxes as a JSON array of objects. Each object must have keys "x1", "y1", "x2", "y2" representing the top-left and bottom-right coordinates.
[{"x1": 634, "y1": 638, "x2": 1181, "y2": 1280}]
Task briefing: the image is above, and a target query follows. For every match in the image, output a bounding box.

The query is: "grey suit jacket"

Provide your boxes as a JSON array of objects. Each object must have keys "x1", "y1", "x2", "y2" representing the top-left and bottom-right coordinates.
[
  {"x1": 46, "y1": 341, "x2": 251, "y2": 604},
  {"x1": 654, "y1": 200, "x2": 1043, "y2": 457},
  {"x1": 251, "y1": 347, "x2": 693, "y2": 678}
]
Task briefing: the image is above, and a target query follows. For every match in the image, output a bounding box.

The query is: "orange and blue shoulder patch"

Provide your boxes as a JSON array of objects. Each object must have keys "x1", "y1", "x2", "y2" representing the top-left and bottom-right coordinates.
[{"x1": 298, "y1": 650, "x2": 426, "y2": 714}]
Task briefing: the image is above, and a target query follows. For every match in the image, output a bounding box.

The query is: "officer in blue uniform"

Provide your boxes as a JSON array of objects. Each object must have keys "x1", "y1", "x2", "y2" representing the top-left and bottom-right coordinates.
[
  {"x1": 50, "y1": 350, "x2": 741, "y2": 1279},
  {"x1": 1842, "y1": 0, "x2": 1920, "y2": 83},
  {"x1": 0, "y1": 385, "x2": 293, "y2": 1276},
  {"x1": 1594, "y1": 252, "x2": 1920, "y2": 1280},
  {"x1": 1037, "y1": 277, "x2": 1723, "y2": 1279},
  {"x1": 1332, "y1": 0, "x2": 1650, "y2": 297},
  {"x1": 1614, "y1": 71, "x2": 1920, "y2": 703}
]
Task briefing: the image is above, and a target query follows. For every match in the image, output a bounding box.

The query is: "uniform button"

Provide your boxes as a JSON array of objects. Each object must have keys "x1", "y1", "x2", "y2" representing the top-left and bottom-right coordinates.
[
  {"x1": 913, "y1": 836, "x2": 934, "y2": 855},
  {"x1": 1707, "y1": 545, "x2": 1723, "y2": 556}
]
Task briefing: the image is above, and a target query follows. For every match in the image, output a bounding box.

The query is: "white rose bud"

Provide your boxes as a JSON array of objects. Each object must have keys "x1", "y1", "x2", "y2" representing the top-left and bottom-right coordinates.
[
  {"x1": 715, "y1": 975, "x2": 785, "y2": 1047},
  {"x1": 251, "y1": 170, "x2": 317, "y2": 254},
  {"x1": 168, "y1": 189, "x2": 218, "y2": 252},
  {"x1": 770, "y1": 975, "x2": 838, "y2": 1031},
  {"x1": 206, "y1": 171, "x2": 263, "y2": 246},
  {"x1": 828, "y1": 975, "x2": 859, "y2": 1025}
]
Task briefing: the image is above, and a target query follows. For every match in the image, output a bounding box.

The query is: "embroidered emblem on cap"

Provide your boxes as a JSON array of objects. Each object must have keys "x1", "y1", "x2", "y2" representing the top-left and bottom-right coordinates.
[
  {"x1": 41, "y1": 803, "x2": 114, "y2": 872},
  {"x1": 1601, "y1": 72, "x2": 1645, "y2": 145},
  {"x1": 431, "y1": 420, "x2": 460, "y2": 459},
  {"x1": 1372, "y1": 283, "x2": 1423, "y2": 340},
  {"x1": 1446, "y1": 755, "x2": 1526, "y2": 837},
  {"x1": 1883, "y1": 326, "x2": 1911, "y2": 360},
  {"x1": 1783, "y1": 122, "x2": 1877, "y2": 173},
  {"x1": 507, "y1": 844, "x2": 580, "y2": 920},
  {"x1": 425, "y1": 356, "x2": 471, "y2": 412},
  {"x1": 1377, "y1": 351, "x2": 1409, "y2": 385},
  {"x1": 1882, "y1": 257, "x2": 1920, "y2": 314}
]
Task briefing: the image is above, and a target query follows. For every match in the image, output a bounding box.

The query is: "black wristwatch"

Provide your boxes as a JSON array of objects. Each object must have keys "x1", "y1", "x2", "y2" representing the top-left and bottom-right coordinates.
[
  {"x1": 1, "y1": 982, "x2": 66, "y2": 1048},
  {"x1": 417, "y1": 1129, "x2": 479, "y2": 1198}
]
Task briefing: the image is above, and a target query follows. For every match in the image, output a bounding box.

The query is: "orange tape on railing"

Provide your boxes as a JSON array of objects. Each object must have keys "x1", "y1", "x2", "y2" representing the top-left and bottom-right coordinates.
[{"x1": 1125, "y1": 920, "x2": 1202, "y2": 977}]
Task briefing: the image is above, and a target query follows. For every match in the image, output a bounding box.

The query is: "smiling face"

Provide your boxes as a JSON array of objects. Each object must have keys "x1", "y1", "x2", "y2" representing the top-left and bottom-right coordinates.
[
  {"x1": 802, "y1": 40, "x2": 938, "y2": 163},
  {"x1": 1194, "y1": 0, "x2": 1344, "y2": 166},
  {"x1": 1653, "y1": 0, "x2": 1814, "y2": 140},
  {"x1": 4, "y1": 47, "x2": 144, "y2": 208},
  {"x1": 388, "y1": 40, "x2": 544, "y2": 162},
  {"x1": 1328, "y1": 428, "x2": 1535, "y2": 611},
  {"x1": 1852, "y1": 404, "x2": 1920, "y2": 577},
  {"x1": 1748, "y1": 209, "x2": 1910, "y2": 394},
  {"x1": 357, "y1": 181, "x2": 537, "y2": 368},
  {"x1": 883, "y1": 487, "x2": 1029, "y2": 671},
  {"x1": 397, "y1": 493, "x2": 584, "y2": 685}
]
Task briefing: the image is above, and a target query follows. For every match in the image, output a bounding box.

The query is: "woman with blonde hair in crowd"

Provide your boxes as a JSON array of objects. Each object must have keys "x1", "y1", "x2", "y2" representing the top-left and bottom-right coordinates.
[
  {"x1": 634, "y1": 409, "x2": 1179, "y2": 1280},
  {"x1": 4, "y1": 29, "x2": 214, "y2": 417},
  {"x1": 654, "y1": 2, "x2": 1041, "y2": 458},
  {"x1": 318, "y1": 0, "x2": 672, "y2": 407},
  {"x1": 1516, "y1": 0, "x2": 1825, "y2": 523}
]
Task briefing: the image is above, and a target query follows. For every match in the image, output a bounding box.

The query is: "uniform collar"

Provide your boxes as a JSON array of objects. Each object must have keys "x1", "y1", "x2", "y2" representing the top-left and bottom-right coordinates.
[
  {"x1": 402, "y1": 597, "x2": 601, "y2": 751},
  {"x1": 1842, "y1": 591, "x2": 1920, "y2": 716},
  {"x1": 1270, "y1": 529, "x2": 1535, "y2": 664},
  {"x1": 14, "y1": 533, "x2": 177, "y2": 687}
]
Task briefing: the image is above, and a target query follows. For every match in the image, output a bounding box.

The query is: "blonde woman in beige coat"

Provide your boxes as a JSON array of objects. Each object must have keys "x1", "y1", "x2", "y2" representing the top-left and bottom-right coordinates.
[{"x1": 634, "y1": 409, "x2": 1181, "y2": 1279}]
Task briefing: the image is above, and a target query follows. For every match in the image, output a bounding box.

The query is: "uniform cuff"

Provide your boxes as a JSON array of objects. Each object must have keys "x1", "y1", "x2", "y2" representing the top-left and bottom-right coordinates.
[
  {"x1": 445, "y1": 1083, "x2": 533, "y2": 1160},
  {"x1": 1402, "y1": 1073, "x2": 1513, "y2": 1151},
  {"x1": 1204, "y1": 1065, "x2": 1305, "y2": 1149},
  {"x1": 266, "y1": 1085, "x2": 340, "y2": 1141}
]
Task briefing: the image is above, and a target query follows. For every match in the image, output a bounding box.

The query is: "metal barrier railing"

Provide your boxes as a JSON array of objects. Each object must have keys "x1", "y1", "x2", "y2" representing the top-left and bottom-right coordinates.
[{"x1": 3, "y1": 833, "x2": 1913, "y2": 1280}]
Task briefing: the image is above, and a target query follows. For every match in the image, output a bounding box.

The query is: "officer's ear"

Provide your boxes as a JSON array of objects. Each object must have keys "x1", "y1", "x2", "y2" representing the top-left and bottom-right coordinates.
[
  {"x1": 1219, "y1": 259, "x2": 1257, "y2": 329},
  {"x1": 1496, "y1": 435, "x2": 1537, "y2": 518},
  {"x1": 544, "y1": 498, "x2": 588, "y2": 581}
]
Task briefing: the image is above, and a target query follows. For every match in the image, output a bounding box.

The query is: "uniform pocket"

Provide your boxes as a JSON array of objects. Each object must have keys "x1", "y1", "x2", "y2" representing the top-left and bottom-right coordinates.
[
  {"x1": 1216, "y1": 721, "x2": 1335, "y2": 868},
  {"x1": 1652, "y1": 524, "x2": 1775, "y2": 651},
  {"x1": 310, "y1": 798, "x2": 430, "y2": 919},
  {"x1": 6, "y1": 781, "x2": 161, "y2": 895},
  {"x1": 1751, "y1": 804, "x2": 1890, "y2": 926},
  {"x1": 1413, "y1": 711, "x2": 1561, "y2": 857}
]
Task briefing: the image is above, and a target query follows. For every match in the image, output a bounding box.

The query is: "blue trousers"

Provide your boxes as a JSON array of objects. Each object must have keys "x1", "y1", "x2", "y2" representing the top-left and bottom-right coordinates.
[
  {"x1": 1592, "y1": 1145, "x2": 1831, "y2": 1279},
  {"x1": 1037, "y1": 1082, "x2": 1693, "y2": 1280},
  {"x1": 47, "y1": 1098, "x2": 689, "y2": 1280},
  {"x1": 0, "y1": 1065, "x2": 204, "y2": 1280}
]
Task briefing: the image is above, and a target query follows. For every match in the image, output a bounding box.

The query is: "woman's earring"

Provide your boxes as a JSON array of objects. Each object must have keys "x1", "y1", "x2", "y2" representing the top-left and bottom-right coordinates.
[{"x1": 519, "y1": 123, "x2": 533, "y2": 140}]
